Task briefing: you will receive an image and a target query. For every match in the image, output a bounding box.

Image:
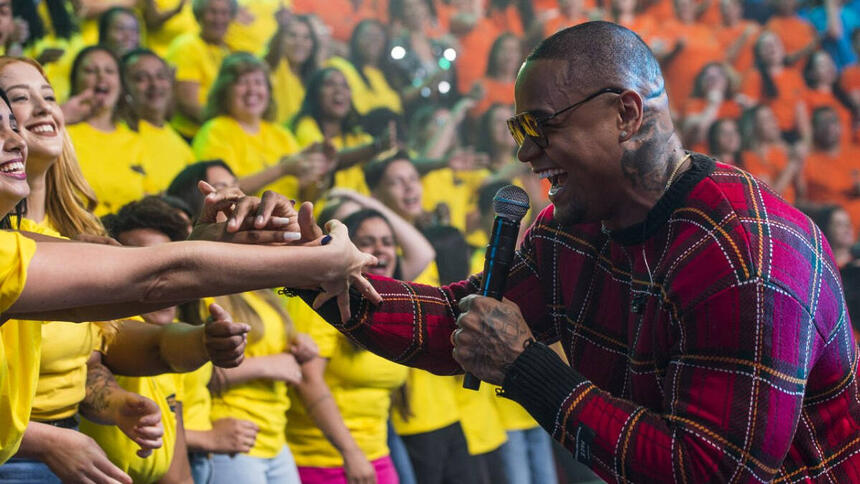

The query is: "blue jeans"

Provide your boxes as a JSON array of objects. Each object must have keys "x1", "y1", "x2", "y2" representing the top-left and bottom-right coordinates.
[
  {"x1": 189, "y1": 452, "x2": 213, "y2": 484},
  {"x1": 210, "y1": 445, "x2": 300, "y2": 484},
  {"x1": 498, "y1": 427, "x2": 557, "y2": 484},
  {"x1": 388, "y1": 421, "x2": 417, "y2": 484},
  {"x1": 0, "y1": 457, "x2": 61, "y2": 483}
]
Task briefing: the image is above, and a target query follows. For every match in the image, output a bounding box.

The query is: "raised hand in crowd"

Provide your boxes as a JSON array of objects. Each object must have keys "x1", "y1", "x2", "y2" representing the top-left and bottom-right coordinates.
[
  {"x1": 61, "y1": 87, "x2": 103, "y2": 125},
  {"x1": 204, "y1": 303, "x2": 251, "y2": 368}
]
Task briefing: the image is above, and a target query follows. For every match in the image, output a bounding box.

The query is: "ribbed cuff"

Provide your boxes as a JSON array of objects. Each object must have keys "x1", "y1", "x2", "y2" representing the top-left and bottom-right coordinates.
[{"x1": 501, "y1": 342, "x2": 586, "y2": 430}]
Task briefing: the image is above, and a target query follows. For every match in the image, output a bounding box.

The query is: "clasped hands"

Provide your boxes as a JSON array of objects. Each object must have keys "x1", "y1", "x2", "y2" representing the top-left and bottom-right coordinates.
[
  {"x1": 452, "y1": 295, "x2": 535, "y2": 385},
  {"x1": 188, "y1": 183, "x2": 381, "y2": 321}
]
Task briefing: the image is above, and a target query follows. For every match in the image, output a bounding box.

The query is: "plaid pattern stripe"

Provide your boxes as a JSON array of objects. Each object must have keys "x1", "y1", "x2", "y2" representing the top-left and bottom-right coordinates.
[{"x1": 331, "y1": 156, "x2": 860, "y2": 482}]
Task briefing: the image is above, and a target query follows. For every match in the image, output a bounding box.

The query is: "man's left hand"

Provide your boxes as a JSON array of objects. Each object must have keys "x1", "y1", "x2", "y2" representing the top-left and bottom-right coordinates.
[{"x1": 453, "y1": 295, "x2": 534, "y2": 385}]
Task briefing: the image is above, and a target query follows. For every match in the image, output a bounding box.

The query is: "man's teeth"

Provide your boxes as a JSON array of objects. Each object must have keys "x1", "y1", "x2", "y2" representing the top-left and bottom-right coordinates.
[
  {"x1": 537, "y1": 168, "x2": 566, "y2": 180},
  {"x1": 0, "y1": 161, "x2": 24, "y2": 173}
]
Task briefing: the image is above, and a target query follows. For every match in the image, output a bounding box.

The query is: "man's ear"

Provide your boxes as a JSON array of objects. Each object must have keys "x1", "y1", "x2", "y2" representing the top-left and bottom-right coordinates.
[{"x1": 617, "y1": 90, "x2": 645, "y2": 142}]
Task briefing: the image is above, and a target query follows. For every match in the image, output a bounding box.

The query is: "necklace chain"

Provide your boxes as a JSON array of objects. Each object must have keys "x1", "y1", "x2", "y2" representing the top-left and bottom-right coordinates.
[{"x1": 664, "y1": 152, "x2": 692, "y2": 194}]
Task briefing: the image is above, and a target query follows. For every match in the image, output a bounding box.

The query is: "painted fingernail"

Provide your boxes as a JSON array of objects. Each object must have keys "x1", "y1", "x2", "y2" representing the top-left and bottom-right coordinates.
[
  {"x1": 256, "y1": 215, "x2": 264, "y2": 225},
  {"x1": 283, "y1": 232, "x2": 301, "y2": 241},
  {"x1": 290, "y1": 199, "x2": 296, "y2": 206},
  {"x1": 321, "y1": 235, "x2": 332, "y2": 245}
]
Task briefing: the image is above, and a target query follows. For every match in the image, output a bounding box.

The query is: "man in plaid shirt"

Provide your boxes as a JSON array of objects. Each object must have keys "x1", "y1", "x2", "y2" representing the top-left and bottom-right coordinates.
[{"x1": 306, "y1": 22, "x2": 860, "y2": 482}]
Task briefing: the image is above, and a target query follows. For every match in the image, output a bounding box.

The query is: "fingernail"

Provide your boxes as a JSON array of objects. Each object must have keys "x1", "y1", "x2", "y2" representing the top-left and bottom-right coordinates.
[
  {"x1": 283, "y1": 232, "x2": 301, "y2": 241},
  {"x1": 321, "y1": 235, "x2": 332, "y2": 245},
  {"x1": 256, "y1": 215, "x2": 264, "y2": 226}
]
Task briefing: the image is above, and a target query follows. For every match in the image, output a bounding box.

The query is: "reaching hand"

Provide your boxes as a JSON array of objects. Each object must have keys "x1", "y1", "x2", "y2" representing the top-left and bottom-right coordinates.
[
  {"x1": 42, "y1": 426, "x2": 133, "y2": 484},
  {"x1": 205, "y1": 303, "x2": 250, "y2": 368},
  {"x1": 290, "y1": 332, "x2": 320, "y2": 364},
  {"x1": 312, "y1": 220, "x2": 382, "y2": 322},
  {"x1": 210, "y1": 417, "x2": 260, "y2": 455},
  {"x1": 113, "y1": 392, "x2": 164, "y2": 458},
  {"x1": 61, "y1": 88, "x2": 102, "y2": 125},
  {"x1": 263, "y1": 352, "x2": 303, "y2": 384},
  {"x1": 189, "y1": 182, "x2": 301, "y2": 244}
]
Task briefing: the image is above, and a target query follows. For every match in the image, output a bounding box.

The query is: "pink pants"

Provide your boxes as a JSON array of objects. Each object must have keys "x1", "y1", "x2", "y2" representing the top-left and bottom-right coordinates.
[{"x1": 297, "y1": 455, "x2": 398, "y2": 484}]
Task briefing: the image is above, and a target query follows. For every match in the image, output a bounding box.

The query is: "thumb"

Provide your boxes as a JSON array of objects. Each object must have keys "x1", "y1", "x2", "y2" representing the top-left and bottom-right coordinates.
[
  {"x1": 207, "y1": 302, "x2": 233, "y2": 323},
  {"x1": 198, "y1": 180, "x2": 216, "y2": 196},
  {"x1": 298, "y1": 201, "x2": 323, "y2": 241}
]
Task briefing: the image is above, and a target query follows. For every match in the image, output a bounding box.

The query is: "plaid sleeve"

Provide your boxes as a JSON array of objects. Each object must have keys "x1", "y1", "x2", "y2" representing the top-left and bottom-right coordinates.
[
  {"x1": 303, "y1": 222, "x2": 553, "y2": 375},
  {"x1": 503, "y1": 274, "x2": 820, "y2": 483}
]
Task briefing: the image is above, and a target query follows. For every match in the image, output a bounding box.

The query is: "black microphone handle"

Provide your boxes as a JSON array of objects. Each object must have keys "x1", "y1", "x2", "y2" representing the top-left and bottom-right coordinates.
[{"x1": 463, "y1": 216, "x2": 521, "y2": 390}]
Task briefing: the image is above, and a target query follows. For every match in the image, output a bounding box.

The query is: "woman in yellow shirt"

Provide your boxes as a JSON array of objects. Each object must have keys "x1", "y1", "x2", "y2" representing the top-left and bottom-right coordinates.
[
  {"x1": 166, "y1": 158, "x2": 316, "y2": 484},
  {"x1": 264, "y1": 15, "x2": 319, "y2": 125},
  {"x1": 165, "y1": 0, "x2": 235, "y2": 139},
  {"x1": 291, "y1": 67, "x2": 395, "y2": 196},
  {"x1": 193, "y1": 52, "x2": 329, "y2": 202},
  {"x1": 97, "y1": 7, "x2": 142, "y2": 58},
  {"x1": 0, "y1": 81, "x2": 380, "y2": 481},
  {"x1": 121, "y1": 48, "x2": 195, "y2": 193},
  {"x1": 327, "y1": 19, "x2": 403, "y2": 115},
  {"x1": 65, "y1": 45, "x2": 147, "y2": 216},
  {"x1": 287, "y1": 209, "x2": 411, "y2": 484}
]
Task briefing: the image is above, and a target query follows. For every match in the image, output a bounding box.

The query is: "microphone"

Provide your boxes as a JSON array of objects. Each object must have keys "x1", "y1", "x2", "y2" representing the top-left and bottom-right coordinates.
[{"x1": 463, "y1": 185, "x2": 530, "y2": 390}]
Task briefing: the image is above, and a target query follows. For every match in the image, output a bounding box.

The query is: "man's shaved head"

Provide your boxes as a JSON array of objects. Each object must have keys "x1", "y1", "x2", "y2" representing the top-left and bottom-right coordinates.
[{"x1": 526, "y1": 21, "x2": 665, "y2": 107}]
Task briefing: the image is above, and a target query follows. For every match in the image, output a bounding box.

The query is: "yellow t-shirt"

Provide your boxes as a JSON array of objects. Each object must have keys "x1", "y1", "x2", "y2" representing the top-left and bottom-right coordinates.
[
  {"x1": 326, "y1": 57, "x2": 403, "y2": 115},
  {"x1": 165, "y1": 33, "x2": 230, "y2": 138},
  {"x1": 193, "y1": 116, "x2": 301, "y2": 200},
  {"x1": 180, "y1": 362, "x2": 212, "y2": 432},
  {"x1": 285, "y1": 299, "x2": 408, "y2": 467},
  {"x1": 80, "y1": 369, "x2": 182, "y2": 484},
  {"x1": 209, "y1": 291, "x2": 290, "y2": 458},
  {"x1": 143, "y1": 0, "x2": 198, "y2": 57},
  {"x1": 454, "y1": 378, "x2": 507, "y2": 455},
  {"x1": 422, "y1": 168, "x2": 491, "y2": 236},
  {"x1": 271, "y1": 60, "x2": 305, "y2": 125},
  {"x1": 491, "y1": 386, "x2": 539, "y2": 431},
  {"x1": 67, "y1": 122, "x2": 147, "y2": 216},
  {"x1": 293, "y1": 116, "x2": 373, "y2": 195},
  {"x1": 224, "y1": 0, "x2": 285, "y2": 55},
  {"x1": 10, "y1": 218, "x2": 102, "y2": 422},
  {"x1": 0, "y1": 231, "x2": 39, "y2": 464},
  {"x1": 138, "y1": 121, "x2": 195, "y2": 194}
]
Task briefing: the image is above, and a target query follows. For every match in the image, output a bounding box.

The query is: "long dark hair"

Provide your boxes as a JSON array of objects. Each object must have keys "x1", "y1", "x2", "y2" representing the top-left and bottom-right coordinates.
[
  {"x1": 166, "y1": 159, "x2": 234, "y2": 221},
  {"x1": 349, "y1": 19, "x2": 389, "y2": 86},
  {"x1": 752, "y1": 33, "x2": 781, "y2": 99},
  {"x1": 69, "y1": 45, "x2": 128, "y2": 122},
  {"x1": 264, "y1": 15, "x2": 318, "y2": 84},
  {"x1": 97, "y1": 6, "x2": 138, "y2": 46},
  {"x1": 290, "y1": 67, "x2": 362, "y2": 139},
  {"x1": 707, "y1": 118, "x2": 742, "y2": 166},
  {"x1": 691, "y1": 62, "x2": 735, "y2": 99},
  {"x1": 486, "y1": 32, "x2": 520, "y2": 78},
  {"x1": 802, "y1": 51, "x2": 857, "y2": 114},
  {"x1": 12, "y1": 0, "x2": 76, "y2": 45}
]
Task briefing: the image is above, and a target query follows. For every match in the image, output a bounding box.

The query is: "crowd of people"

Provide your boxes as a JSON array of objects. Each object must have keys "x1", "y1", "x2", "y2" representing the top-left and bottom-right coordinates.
[{"x1": 0, "y1": 0, "x2": 856, "y2": 483}]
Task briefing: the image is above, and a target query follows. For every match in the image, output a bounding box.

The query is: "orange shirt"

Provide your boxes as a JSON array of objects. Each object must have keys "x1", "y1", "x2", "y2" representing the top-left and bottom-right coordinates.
[
  {"x1": 715, "y1": 21, "x2": 759, "y2": 74},
  {"x1": 456, "y1": 18, "x2": 500, "y2": 94},
  {"x1": 645, "y1": 0, "x2": 675, "y2": 22},
  {"x1": 765, "y1": 16, "x2": 817, "y2": 57},
  {"x1": 614, "y1": 15, "x2": 658, "y2": 41},
  {"x1": 840, "y1": 65, "x2": 860, "y2": 92},
  {"x1": 802, "y1": 89, "x2": 854, "y2": 144},
  {"x1": 292, "y1": 0, "x2": 383, "y2": 42},
  {"x1": 741, "y1": 68, "x2": 808, "y2": 132},
  {"x1": 543, "y1": 14, "x2": 588, "y2": 36},
  {"x1": 803, "y1": 145, "x2": 860, "y2": 227},
  {"x1": 741, "y1": 146, "x2": 796, "y2": 203},
  {"x1": 681, "y1": 98, "x2": 743, "y2": 120},
  {"x1": 488, "y1": 5, "x2": 525, "y2": 35},
  {"x1": 698, "y1": 0, "x2": 723, "y2": 27},
  {"x1": 470, "y1": 77, "x2": 515, "y2": 116},
  {"x1": 660, "y1": 21, "x2": 724, "y2": 107}
]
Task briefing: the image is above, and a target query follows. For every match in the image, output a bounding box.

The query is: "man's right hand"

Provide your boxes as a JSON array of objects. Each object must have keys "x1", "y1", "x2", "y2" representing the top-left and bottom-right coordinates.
[
  {"x1": 210, "y1": 417, "x2": 260, "y2": 454},
  {"x1": 42, "y1": 427, "x2": 132, "y2": 484}
]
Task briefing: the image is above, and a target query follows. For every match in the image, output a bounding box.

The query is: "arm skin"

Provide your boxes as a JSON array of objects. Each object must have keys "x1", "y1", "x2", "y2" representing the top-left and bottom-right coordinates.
[
  {"x1": 6, "y1": 226, "x2": 372, "y2": 322},
  {"x1": 173, "y1": 81, "x2": 203, "y2": 124},
  {"x1": 101, "y1": 321, "x2": 210, "y2": 376},
  {"x1": 294, "y1": 357, "x2": 376, "y2": 483}
]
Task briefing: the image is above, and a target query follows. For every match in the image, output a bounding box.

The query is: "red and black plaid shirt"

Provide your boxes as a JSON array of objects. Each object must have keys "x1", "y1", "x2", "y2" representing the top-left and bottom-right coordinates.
[{"x1": 322, "y1": 155, "x2": 860, "y2": 482}]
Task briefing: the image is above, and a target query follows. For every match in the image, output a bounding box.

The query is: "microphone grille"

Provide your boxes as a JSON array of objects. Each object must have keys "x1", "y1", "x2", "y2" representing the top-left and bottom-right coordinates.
[{"x1": 493, "y1": 185, "x2": 530, "y2": 222}]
